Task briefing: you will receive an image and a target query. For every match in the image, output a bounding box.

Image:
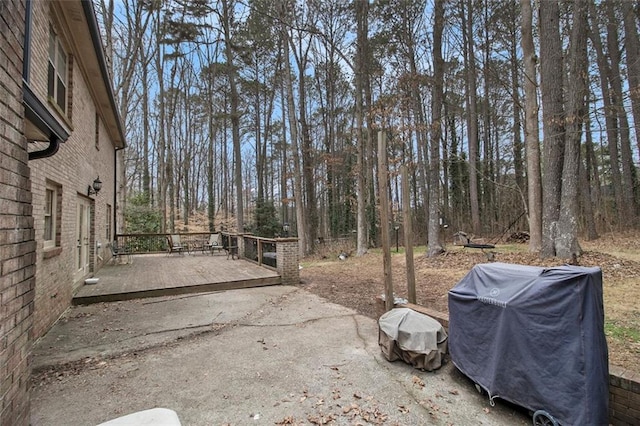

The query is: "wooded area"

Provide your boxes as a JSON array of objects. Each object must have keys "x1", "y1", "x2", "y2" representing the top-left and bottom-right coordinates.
[{"x1": 97, "y1": 0, "x2": 640, "y2": 258}]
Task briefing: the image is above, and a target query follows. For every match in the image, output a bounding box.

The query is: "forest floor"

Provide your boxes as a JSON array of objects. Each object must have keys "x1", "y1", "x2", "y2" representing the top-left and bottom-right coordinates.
[{"x1": 297, "y1": 231, "x2": 640, "y2": 374}]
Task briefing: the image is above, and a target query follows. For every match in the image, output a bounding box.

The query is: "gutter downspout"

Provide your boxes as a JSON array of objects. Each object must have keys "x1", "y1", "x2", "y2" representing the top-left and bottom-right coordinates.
[
  {"x1": 29, "y1": 136, "x2": 61, "y2": 160},
  {"x1": 23, "y1": 0, "x2": 32, "y2": 79},
  {"x1": 24, "y1": 0, "x2": 65, "y2": 161},
  {"x1": 114, "y1": 146, "x2": 124, "y2": 241}
]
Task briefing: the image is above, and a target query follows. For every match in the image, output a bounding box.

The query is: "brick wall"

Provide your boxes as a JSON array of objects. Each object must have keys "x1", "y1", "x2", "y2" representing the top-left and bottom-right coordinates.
[
  {"x1": 609, "y1": 366, "x2": 640, "y2": 425},
  {"x1": 276, "y1": 239, "x2": 299, "y2": 285},
  {"x1": 0, "y1": 1, "x2": 36, "y2": 424},
  {"x1": 28, "y1": 0, "x2": 117, "y2": 338}
]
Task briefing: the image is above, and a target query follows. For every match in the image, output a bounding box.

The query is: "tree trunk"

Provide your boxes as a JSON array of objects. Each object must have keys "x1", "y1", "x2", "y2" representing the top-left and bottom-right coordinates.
[
  {"x1": 482, "y1": 3, "x2": 493, "y2": 232},
  {"x1": 580, "y1": 123, "x2": 598, "y2": 241},
  {"x1": 622, "y1": 1, "x2": 640, "y2": 160},
  {"x1": 279, "y1": 82, "x2": 289, "y2": 229},
  {"x1": 355, "y1": 0, "x2": 369, "y2": 256},
  {"x1": 555, "y1": 0, "x2": 587, "y2": 258},
  {"x1": 510, "y1": 17, "x2": 525, "y2": 199},
  {"x1": 280, "y1": 7, "x2": 308, "y2": 256},
  {"x1": 293, "y1": 39, "x2": 317, "y2": 250},
  {"x1": 222, "y1": 0, "x2": 244, "y2": 233},
  {"x1": 142, "y1": 56, "x2": 151, "y2": 204},
  {"x1": 462, "y1": 0, "x2": 481, "y2": 235},
  {"x1": 606, "y1": 1, "x2": 637, "y2": 221},
  {"x1": 154, "y1": 8, "x2": 167, "y2": 233},
  {"x1": 589, "y1": 8, "x2": 625, "y2": 226},
  {"x1": 585, "y1": 108, "x2": 603, "y2": 233},
  {"x1": 538, "y1": 0, "x2": 565, "y2": 258},
  {"x1": 428, "y1": 0, "x2": 445, "y2": 257},
  {"x1": 521, "y1": 0, "x2": 542, "y2": 252}
]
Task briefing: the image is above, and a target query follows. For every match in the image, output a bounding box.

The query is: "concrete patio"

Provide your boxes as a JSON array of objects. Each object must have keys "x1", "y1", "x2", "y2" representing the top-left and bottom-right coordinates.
[{"x1": 31, "y1": 285, "x2": 531, "y2": 425}]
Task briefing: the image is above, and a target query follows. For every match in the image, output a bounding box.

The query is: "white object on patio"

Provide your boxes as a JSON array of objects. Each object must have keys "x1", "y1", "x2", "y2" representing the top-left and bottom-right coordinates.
[{"x1": 96, "y1": 408, "x2": 181, "y2": 426}]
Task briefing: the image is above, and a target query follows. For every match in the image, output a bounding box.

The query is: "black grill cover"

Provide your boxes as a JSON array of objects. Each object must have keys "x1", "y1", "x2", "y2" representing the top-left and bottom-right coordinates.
[{"x1": 448, "y1": 263, "x2": 608, "y2": 425}]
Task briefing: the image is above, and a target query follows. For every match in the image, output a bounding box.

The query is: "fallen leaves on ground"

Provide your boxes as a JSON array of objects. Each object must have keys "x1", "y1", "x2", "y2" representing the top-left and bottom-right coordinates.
[
  {"x1": 299, "y1": 237, "x2": 640, "y2": 373},
  {"x1": 412, "y1": 375, "x2": 425, "y2": 387}
]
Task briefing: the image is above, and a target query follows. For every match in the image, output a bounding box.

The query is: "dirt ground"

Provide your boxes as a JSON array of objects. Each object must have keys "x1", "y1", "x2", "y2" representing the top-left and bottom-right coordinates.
[{"x1": 297, "y1": 231, "x2": 640, "y2": 374}]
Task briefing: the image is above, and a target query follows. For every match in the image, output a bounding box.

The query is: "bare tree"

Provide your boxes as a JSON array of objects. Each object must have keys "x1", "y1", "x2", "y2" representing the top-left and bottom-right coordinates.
[
  {"x1": 539, "y1": 0, "x2": 565, "y2": 258},
  {"x1": 555, "y1": 0, "x2": 588, "y2": 258},
  {"x1": 461, "y1": 0, "x2": 481, "y2": 235},
  {"x1": 220, "y1": 0, "x2": 244, "y2": 233},
  {"x1": 279, "y1": 1, "x2": 308, "y2": 256},
  {"x1": 605, "y1": 1, "x2": 636, "y2": 222},
  {"x1": 589, "y1": 3, "x2": 626, "y2": 227},
  {"x1": 521, "y1": 0, "x2": 542, "y2": 252},
  {"x1": 355, "y1": 0, "x2": 370, "y2": 256},
  {"x1": 622, "y1": 1, "x2": 640, "y2": 157},
  {"x1": 427, "y1": 0, "x2": 445, "y2": 257}
]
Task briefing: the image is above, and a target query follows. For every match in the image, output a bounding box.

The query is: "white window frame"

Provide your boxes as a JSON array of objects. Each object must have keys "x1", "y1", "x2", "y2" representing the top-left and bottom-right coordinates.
[
  {"x1": 44, "y1": 184, "x2": 59, "y2": 249},
  {"x1": 48, "y1": 27, "x2": 68, "y2": 114}
]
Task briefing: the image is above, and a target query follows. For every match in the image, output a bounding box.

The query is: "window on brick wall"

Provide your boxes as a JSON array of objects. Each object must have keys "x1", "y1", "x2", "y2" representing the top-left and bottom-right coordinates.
[
  {"x1": 106, "y1": 204, "x2": 112, "y2": 240},
  {"x1": 44, "y1": 183, "x2": 61, "y2": 249},
  {"x1": 48, "y1": 28, "x2": 69, "y2": 115}
]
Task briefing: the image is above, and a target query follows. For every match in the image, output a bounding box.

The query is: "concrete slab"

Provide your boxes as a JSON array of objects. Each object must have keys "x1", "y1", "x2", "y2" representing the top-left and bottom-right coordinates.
[
  {"x1": 31, "y1": 287, "x2": 530, "y2": 426},
  {"x1": 32, "y1": 286, "x2": 295, "y2": 370}
]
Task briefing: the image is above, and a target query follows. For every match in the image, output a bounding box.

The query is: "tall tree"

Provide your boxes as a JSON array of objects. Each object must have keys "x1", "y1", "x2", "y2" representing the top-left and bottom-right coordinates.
[
  {"x1": 521, "y1": 0, "x2": 542, "y2": 251},
  {"x1": 288, "y1": 3, "x2": 318, "y2": 251},
  {"x1": 580, "y1": 109, "x2": 599, "y2": 241},
  {"x1": 507, "y1": 1, "x2": 525, "y2": 199},
  {"x1": 589, "y1": 3, "x2": 626, "y2": 226},
  {"x1": 355, "y1": 0, "x2": 370, "y2": 256},
  {"x1": 279, "y1": 1, "x2": 308, "y2": 256},
  {"x1": 461, "y1": 0, "x2": 481, "y2": 234},
  {"x1": 428, "y1": 0, "x2": 445, "y2": 257},
  {"x1": 555, "y1": 0, "x2": 588, "y2": 258},
  {"x1": 538, "y1": 0, "x2": 565, "y2": 258},
  {"x1": 220, "y1": 0, "x2": 244, "y2": 233},
  {"x1": 97, "y1": 0, "x2": 153, "y2": 231},
  {"x1": 605, "y1": 1, "x2": 636, "y2": 222},
  {"x1": 622, "y1": 1, "x2": 640, "y2": 158}
]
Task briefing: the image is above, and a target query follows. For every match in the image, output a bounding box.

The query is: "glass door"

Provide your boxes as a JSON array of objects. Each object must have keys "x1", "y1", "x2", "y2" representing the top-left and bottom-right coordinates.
[{"x1": 75, "y1": 197, "x2": 91, "y2": 280}]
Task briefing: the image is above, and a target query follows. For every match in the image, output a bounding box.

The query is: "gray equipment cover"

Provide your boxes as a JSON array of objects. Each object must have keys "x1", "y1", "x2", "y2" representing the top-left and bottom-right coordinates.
[
  {"x1": 378, "y1": 308, "x2": 447, "y2": 371},
  {"x1": 448, "y1": 263, "x2": 609, "y2": 426}
]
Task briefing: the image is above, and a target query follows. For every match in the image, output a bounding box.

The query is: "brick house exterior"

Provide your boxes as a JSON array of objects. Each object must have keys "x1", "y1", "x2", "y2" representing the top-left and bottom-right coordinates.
[
  {"x1": 24, "y1": 1, "x2": 125, "y2": 338},
  {"x1": 1, "y1": 1, "x2": 123, "y2": 421},
  {"x1": 23, "y1": 0, "x2": 125, "y2": 339},
  {"x1": 1, "y1": 1, "x2": 36, "y2": 423}
]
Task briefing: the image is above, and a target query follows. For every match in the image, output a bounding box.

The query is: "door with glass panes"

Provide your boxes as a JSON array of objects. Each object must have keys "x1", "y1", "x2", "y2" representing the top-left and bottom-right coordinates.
[{"x1": 75, "y1": 197, "x2": 91, "y2": 280}]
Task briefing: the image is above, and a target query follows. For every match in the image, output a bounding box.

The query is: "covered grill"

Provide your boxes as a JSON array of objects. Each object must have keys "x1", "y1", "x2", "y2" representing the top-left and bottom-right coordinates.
[{"x1": 448, "y1": 263, "x2": 609, "y2": 425}]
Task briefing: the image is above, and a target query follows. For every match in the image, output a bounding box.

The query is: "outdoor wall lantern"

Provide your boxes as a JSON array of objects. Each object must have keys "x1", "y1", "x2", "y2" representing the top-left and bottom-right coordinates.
[
  {"x1": 393, "y1": 223, "x2": 400, "y2": 252},
  {"x1": 283, "y1": 222, "x2": 290, "y2": 237},
  {"x1": 87, "y1": 176, "x2": 102, "y2": 196}
]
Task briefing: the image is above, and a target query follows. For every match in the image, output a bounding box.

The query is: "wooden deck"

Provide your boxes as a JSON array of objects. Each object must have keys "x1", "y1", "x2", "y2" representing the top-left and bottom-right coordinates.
[{"x1": 73, "y1": 253, "x2": 281, "y2": 305}]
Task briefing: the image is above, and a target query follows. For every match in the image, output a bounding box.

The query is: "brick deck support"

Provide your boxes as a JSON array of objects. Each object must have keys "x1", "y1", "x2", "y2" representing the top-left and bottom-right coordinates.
[
  {"x1": 0, "y1": 1, "x2": 37, "y2": 424},
  {"x1": 276, "y1": 239, "x2": 299, "y2": 286}
]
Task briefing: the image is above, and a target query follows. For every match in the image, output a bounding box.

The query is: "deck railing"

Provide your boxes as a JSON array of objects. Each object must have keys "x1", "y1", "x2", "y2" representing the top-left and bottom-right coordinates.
[
  {"x1": 114, "y1": 232, "x2": 299, "y2": 285},
  {"x1": 115, "y1": 233, "x2": 274, "y2": 264},
  {"x1": 115, "y1": 232, "x2": 212, "y2": 254},
  {"x1": 242, "y1": 235, "x2": 277, "y2": 269}
]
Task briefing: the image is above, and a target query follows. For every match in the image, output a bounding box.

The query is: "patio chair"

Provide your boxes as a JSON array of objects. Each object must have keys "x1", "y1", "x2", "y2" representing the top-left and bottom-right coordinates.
[
  {"x1": 204, "y1": 232, "x2": 223, "y2": 254},
  {"x1": 167, "y1": 234, "x2": 184, "y2": 255},
  {"x1": 110, "y1": 240, "x2": 132, "y2": 264},
  {"x1": 225, "y1": 235, "x2": 238, "y2": 260}
]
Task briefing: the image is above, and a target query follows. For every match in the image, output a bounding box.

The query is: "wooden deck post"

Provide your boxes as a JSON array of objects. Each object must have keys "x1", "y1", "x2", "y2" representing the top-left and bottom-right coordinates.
[
  {"x1": 378, "y1": 131, "x2": 394, "y2": 312},
  {"x1": 402, "y1": 165, "x2": 416, "y2": 303}
]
